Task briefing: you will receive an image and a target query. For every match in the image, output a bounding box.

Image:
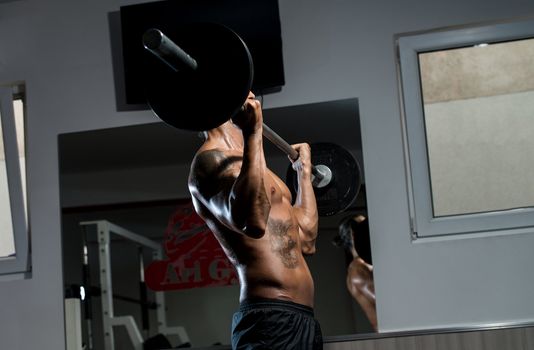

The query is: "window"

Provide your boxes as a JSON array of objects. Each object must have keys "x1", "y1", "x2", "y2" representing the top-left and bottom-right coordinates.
[
  {"x1": 396, "y1": 18, "x2": 534, "y2": 238},
  {"x1": 0, "y1": 83, "x2": 29, "y2": 276}
]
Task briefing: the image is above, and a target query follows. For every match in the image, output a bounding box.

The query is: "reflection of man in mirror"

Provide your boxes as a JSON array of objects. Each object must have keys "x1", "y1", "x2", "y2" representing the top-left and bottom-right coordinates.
[
  {"x1": 188, "y1": 92, "x2": 323, "y2": 349},
  {"x1": 334, "y1": 214, "x2": 377, "y2": 331}
]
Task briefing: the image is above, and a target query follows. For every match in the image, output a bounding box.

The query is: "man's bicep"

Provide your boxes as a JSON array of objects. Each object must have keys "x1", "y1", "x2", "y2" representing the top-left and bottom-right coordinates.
[{"x1": 293, "y1": 207, "x2": 319, "y2": 247}]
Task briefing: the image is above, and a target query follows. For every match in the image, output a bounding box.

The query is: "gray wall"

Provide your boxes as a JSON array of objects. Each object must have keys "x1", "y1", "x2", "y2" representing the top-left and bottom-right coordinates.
[{"x1": 1, "y1": 0, "x2": 534, "y2": 349}]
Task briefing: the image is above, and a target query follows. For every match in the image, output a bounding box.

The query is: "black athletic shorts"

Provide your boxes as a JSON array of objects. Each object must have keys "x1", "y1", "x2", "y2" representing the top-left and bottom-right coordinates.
[{"x1": 231, "y1": 298, "x2": 323, "y2": 350}]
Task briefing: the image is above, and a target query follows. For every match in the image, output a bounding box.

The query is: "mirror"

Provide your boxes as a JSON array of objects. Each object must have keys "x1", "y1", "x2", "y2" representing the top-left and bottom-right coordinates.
[{"x1": 59, "y1": 98, "x2": 375, "y2": 349}]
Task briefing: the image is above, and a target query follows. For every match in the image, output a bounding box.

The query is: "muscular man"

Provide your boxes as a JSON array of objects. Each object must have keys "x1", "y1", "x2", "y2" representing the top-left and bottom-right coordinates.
[
  {"x1": 188, "y1": 92, "x2": 322, "y2": 349},
  {"x1": 334, "y1": 214, "x2": 377, "y2": 331}
]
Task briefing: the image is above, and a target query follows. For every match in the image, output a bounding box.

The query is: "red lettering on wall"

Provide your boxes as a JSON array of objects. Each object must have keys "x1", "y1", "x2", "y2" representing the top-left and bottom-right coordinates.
[{"x1": 145, "y1": 201, "x2": 238, "y2": 291}]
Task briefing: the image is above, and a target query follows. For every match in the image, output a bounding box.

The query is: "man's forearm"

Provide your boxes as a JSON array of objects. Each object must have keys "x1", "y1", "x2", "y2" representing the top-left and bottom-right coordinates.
[
  {"x1": 295, "y1": 169, "x2": 319, "y2": 239},
  {"x1": 230, "y1": 130, "x2": 271, "y2": 237}
]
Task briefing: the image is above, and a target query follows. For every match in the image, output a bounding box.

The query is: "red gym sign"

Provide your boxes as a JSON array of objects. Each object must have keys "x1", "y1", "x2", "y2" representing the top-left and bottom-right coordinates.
[{"x1": 145, "y1": 201, "x2": 238, "y2": 291}]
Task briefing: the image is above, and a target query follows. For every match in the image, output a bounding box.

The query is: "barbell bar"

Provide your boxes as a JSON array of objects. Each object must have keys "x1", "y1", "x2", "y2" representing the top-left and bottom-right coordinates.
[
  {"x1": 142, "y1": 25, "x2": 332, "y2": 187},
  {"x1": 140, "y1": 23, "x2": 360, "y2": 215}
]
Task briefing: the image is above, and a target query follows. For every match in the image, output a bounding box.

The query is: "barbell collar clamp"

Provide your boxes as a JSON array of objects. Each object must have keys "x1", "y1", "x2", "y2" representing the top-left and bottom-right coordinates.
[{"x1": 311, "y1": 164, "x2": 333, "y2": 188}]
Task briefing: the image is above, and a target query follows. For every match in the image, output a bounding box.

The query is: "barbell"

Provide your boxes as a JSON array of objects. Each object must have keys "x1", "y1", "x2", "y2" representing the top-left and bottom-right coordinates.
[{"x1": 141, "y1": 22, "x2": 361, "y2": 215}]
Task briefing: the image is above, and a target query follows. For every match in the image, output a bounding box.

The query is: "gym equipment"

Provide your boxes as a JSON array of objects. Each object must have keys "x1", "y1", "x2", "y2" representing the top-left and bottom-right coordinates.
[
  {"x1": 142, "y1": 23, "x2": 252, "y2": 132},
  {"x1": 79, "y1": 220, "x2": 190, "y2": 350},
  {"x1": 286, "y1": 143, "x2": 361, "y2": 216},
  {"x1": 138, "y1": 247, "x2": 149, "y2": 334},
  {"x1": 142, "y1": 23, "x2": 361, "y2": 215},
  {"x1": 81, "y1": 226, "x2": 94, "y2": 349}
]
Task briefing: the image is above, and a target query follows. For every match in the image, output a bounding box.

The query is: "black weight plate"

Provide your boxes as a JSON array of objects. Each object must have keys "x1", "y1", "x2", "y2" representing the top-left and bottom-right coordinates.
[
  {"x1": 142, "y1": 22, "x2": 253, "y2": 131},
  {"x1": 286, "y1": 142, "x2": 362, "y2": 216}
]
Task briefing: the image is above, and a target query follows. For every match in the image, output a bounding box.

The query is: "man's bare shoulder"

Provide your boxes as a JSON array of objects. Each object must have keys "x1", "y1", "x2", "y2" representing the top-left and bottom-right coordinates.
[
  {"x1": 189, "y1": 148, "x2": 243, "y2": 196},
  {"x1": 191, "y1": 148, "x2": 227, "y2": 176}
]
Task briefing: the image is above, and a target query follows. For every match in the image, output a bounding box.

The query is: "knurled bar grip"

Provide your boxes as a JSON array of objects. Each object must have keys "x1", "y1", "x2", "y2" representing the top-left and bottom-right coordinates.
[{"x1": 262, "y1": 124, "x2": 328, "y2": 183}]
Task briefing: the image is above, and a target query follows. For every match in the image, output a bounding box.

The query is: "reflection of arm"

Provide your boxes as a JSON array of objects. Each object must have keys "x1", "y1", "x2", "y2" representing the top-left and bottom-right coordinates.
[
  {"x1": 347, "y1": 258, "x2": 377, "y2": 331},
  {"x1": 291, "y1": 144, "x2": 319, "y2": 255}
]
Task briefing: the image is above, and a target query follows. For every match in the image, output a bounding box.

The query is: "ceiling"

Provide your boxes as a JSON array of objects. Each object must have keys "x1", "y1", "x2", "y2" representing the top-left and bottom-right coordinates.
[{"x1": 58, "y1": 98, "x2": 362, "y2": 174}]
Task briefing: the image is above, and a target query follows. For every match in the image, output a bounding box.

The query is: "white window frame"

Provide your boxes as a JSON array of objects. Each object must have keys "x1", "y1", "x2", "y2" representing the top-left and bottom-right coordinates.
[
  {"x1": 396, "y1": 18, "x2": 534, "y2": 238},
  {"x1": 0, "y1": 85, "x2": 30, "y2": 276}
]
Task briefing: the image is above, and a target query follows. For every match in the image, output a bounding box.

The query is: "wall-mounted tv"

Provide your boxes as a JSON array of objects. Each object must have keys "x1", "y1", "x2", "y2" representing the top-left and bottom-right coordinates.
[{"x1": 120, "y1": 0, "x2": 285, "y2": 106}]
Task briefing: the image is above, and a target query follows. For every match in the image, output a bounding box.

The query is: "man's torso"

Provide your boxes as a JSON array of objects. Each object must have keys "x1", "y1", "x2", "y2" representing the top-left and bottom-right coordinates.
[{"x1": 189, "y1": 145, "x2": 315, "y2": 306}]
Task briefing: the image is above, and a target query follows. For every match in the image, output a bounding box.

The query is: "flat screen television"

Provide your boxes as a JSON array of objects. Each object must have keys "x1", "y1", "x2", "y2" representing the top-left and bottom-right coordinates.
[{"x1": 120, "y1": 0, "x2": 285, "y2": 106}]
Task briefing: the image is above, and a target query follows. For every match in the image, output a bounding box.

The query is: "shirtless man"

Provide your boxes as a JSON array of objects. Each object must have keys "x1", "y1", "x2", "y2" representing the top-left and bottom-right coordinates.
[
  {"x1": 334, "y1": 214, "x2": 377, "y2": 331},
  {"x1": 188, "y1": 92, "x2": 322, "y2": 349}
]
